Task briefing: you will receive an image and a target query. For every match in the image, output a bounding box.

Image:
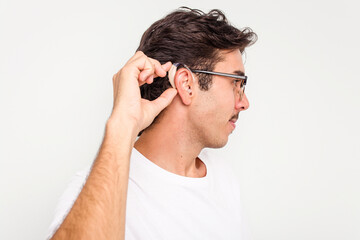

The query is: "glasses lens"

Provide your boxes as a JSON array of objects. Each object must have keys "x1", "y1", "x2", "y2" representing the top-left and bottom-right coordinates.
[{"x1": 239, "y1": 85, "x2": 245, "y2": 100}]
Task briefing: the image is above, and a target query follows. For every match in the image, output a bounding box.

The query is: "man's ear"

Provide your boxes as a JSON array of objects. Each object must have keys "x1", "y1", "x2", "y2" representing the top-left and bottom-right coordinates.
[{"x1": 174, "y1": 68, "x2": 194, "y2": 105}]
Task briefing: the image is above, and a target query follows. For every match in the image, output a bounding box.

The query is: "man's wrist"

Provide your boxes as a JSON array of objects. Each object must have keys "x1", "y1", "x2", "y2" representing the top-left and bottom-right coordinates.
[{"x1": 106, "y1": 115, "x2": 139, "y2": 142}]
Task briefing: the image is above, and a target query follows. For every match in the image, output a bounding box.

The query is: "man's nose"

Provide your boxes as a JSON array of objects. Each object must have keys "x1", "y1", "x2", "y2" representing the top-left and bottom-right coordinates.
[{"x1": 235, "y1": 93, "x2": 250, "y2": 111}]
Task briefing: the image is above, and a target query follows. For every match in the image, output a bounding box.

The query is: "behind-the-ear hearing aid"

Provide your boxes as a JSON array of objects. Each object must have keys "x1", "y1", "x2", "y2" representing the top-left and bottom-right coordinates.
[
  {"x1": 168, "y1": 63, "x2": 180, "y2": 89},
  {"x1": 168, "y1": 63, "x2": 196, "y2": 90}
]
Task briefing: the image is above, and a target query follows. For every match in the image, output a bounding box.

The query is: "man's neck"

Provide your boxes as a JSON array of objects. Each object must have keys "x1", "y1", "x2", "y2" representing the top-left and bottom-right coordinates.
[{"x1": 134, "y1": 120, "x2": 207, "y2": 178}]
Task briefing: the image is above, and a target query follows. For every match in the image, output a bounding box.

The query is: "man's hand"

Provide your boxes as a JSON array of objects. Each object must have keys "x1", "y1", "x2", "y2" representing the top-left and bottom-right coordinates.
[
  {"x1": 51, "y1": 52, "x2": 177, "y2": 240},
  {"x1": 110, "y1": 51, "x2": 177, "y2": 135}
]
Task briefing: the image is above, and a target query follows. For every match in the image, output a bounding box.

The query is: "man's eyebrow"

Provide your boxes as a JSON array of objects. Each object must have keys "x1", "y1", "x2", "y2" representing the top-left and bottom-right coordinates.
[{"x1": 233, "y1": 70, "x2": 245, "y2": 76}]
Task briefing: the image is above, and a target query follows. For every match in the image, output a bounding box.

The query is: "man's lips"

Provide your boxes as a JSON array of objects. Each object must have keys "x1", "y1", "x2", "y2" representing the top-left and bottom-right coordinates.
[
  {"x1": 229, "y1": 116, "x2": 238, "y2": 129},
  {"x1": 229, "y1": 120, "x2": 236, "y2": 129}
]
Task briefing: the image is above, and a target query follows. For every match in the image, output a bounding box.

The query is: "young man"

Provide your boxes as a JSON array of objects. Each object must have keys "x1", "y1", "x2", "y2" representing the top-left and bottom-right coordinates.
[{"x1": 48, "y1": 7, "x2": 257, "y2": 240}]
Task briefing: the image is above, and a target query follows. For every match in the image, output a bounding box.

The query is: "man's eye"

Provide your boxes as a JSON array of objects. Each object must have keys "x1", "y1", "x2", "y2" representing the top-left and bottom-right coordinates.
[{"x1": 233, "y1": 79, "x2": 241, "y2": 87}]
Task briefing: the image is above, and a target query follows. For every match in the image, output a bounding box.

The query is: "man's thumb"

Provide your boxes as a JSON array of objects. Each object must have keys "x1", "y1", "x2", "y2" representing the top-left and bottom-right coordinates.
[{"x1": 150, "y1": 88, "x2": 177, "y2": 116}]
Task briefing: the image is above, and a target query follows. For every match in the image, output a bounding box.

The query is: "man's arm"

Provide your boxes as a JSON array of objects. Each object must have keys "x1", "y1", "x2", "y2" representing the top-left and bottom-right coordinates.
[
  {"x1": 51, "y1": 119, "x2": 136, "y2": 240},
  {"x1": 51, "y1": 51, "x2": 177, "y2": 240}
]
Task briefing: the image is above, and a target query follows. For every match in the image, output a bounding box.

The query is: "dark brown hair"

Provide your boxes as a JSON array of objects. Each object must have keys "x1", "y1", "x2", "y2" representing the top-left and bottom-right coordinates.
[{"x1": 137, "y1": 7, "x2": 257, "y2": 134}]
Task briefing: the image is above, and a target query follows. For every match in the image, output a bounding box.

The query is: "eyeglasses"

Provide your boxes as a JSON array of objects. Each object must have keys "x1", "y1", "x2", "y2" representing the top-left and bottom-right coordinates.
[{"x1": 170, "y1": 63, "x2": 247, "y2": 100}]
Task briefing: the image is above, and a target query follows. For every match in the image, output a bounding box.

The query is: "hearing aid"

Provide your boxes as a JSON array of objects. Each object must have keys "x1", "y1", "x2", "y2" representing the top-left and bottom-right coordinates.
[
  {"x1": 168, "y1": 63, "x2": 196, "y2": 91},
  {"x1": 168, "y1": 63, "x2": 180, "y2": 89}
]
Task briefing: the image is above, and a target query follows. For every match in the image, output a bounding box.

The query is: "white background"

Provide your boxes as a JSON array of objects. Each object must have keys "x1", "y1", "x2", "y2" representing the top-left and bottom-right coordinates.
[{"x1": 0, "y1": 0, "x2": 359, "y2": 239}]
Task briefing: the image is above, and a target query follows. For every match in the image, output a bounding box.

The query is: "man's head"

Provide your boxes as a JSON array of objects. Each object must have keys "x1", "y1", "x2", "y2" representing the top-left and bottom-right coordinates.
[{"x1": 137, "y1": 7, "x2": 257, "y2": 140}]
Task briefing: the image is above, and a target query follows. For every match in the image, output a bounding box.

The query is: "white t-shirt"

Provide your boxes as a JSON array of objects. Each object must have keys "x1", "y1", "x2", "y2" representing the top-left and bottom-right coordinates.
[{"x1": 47, "y1": 148, "x2": 249, "y2": 240}]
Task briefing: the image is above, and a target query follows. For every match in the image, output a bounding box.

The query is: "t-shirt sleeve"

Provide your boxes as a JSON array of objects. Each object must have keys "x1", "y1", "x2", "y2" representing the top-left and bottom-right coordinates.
[{"x1": 46, "y1": 166, "x2": 90, "y2": 240}]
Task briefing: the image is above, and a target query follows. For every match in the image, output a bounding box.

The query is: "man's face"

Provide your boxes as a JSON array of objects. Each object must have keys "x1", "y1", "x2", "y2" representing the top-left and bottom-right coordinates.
[{"x1": 189, "y1": 49, "x2": 250, "y2": 148}]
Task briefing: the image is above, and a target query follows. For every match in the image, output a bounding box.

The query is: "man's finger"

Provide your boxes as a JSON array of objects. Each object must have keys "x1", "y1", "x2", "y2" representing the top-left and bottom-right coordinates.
[
  {"x1": 161, "y1": 61, "x2": 172, "y2": 72},
  {"x1": 153, "y1": 61, "x2": 167, "y2": 77},
  {"x1": 147, "y1": 88, "x2": 177, "y2": 117},
  {"x1": 138, "y1": 58, "x2": 155, "y2": 82},
  {"x1": 145, "y1": 75, "x2": 154, "y2": 84},
  {"x1": 147, "y1": 58, "x2": 167, "y2": 79},
  {"x1": 139, "y1": 61, "x2": 172, "y2": 85}
]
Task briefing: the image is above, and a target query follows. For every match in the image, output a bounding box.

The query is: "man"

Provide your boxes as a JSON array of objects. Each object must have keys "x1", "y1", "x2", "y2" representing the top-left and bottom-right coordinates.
[{"x1": 48, "y1": 7, "x2": 257, "y2": 240}]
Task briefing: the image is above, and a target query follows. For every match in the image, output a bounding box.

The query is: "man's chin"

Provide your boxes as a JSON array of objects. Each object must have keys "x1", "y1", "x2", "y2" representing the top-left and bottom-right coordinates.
[{"x1": 207, "y1": 137, "x2": 228, "y2": 149}]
